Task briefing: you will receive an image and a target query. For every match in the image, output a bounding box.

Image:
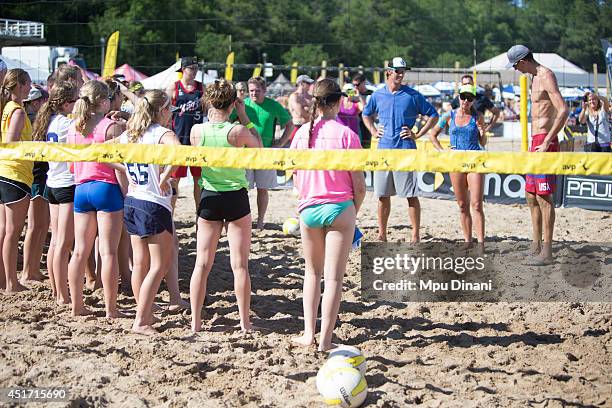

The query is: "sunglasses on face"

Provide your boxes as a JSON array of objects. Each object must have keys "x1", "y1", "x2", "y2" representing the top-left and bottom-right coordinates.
[
  {"x1": 393, "y1": 69, "x2": 406, "y2": 75},
  {"x1": 459, "y1": 94, "x2": 475, "y2": 102}
]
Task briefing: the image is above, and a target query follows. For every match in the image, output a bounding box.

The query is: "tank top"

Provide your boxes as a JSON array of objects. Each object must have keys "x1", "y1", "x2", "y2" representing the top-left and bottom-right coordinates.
[
  {"x1": 337, "y1": 100, "x2": 361, "y2": 138},
  {"x1": 172, "y1": 80, "x2": 204, "y2": 145},
  {"x1": 0, "y1": 101, "x2": 34, "y2": 186},
  {"x1": 449, "y1": 110, "x2": 482, "y2": 151},
  {"x1": 198, "y1": 122, "x2": 248, "y2": 192},
  {"x1": 119, "y1": 124, "x2": 173, "y2": 212},
  {"x1": 46, "y1": 114, "x2": 75, "y2": 188},
  {"x1": 67, "y1": 117, "x2": 118, "y2": 185},
  {"x1": 586, "y1": 109, "x2": 611, "y2": 146}
]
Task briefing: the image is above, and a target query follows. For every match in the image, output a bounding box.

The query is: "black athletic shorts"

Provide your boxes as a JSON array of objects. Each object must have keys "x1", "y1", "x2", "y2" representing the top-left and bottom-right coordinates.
[
  {"x1": 197, "y1": 188, "x2": 250, "y2": 222},
  {"x1": 0, "y1": 176, "x2": 31, "y2": 204},
  {"x1": 47, "y1": 185, "x2": 76, "y2": 205}
]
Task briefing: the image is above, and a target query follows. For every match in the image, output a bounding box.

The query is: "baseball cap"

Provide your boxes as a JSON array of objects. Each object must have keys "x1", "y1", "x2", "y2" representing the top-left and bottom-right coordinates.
[
  {"x1": 24, "y1": 86, "x2": 46, "y2": 102},
  {"x1": 459, "y1": 84, "x2": 476, "y2": 96},
  {"x1": 296, "y1": 74, "x2": 314, "y2": 84},
  {"x1": 176, "y1": 56, "x2": 198, "y2": 72},
  {"x1": 506, "y1": 45, "x2": 531, "y2": 68},
  {"x1": 342, "y1": 83, "x2": 355, "y2": 92},
  {"x1": 388, "y1": 57, "x2": 409, "y2": 70}
]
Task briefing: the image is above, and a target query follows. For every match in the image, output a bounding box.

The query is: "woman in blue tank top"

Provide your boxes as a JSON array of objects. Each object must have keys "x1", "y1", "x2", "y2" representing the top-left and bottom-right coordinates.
[{"x1": 429, "y1": 85, "x2": 487, "y2": 248}]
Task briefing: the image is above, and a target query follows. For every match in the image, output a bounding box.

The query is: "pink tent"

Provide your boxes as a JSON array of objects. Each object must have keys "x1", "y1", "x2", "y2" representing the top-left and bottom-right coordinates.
[{"x1": 114, "y1": 64, "x2": 148, "y2": 82}]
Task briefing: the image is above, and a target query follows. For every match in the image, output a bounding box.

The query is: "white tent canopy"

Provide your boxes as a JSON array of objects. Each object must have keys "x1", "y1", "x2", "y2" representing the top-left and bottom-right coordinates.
[
  {"x1": 413, "y1": 84, "x2": 441, "y2": 97},
  {"x1": 141, "y1": 61, "x2": 218, "y2": 90},
  {"x1": 471, "y1": 52, "x2": 606, "y2": 88},
  {"x1": 2, "y1": 55, "x2": 49, "y2": 84}
]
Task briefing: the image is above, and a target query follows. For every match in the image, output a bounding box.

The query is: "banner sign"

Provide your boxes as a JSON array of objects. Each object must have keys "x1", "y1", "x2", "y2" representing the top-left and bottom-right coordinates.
[{"x1": 563, "y1": 175, "x2": 612, "y2": 211}]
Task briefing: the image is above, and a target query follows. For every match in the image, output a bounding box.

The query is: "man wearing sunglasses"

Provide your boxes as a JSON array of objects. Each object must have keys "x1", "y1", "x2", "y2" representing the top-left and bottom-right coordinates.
[
  {"x1": 506, "y1": 44, "x2": 568, "y2": 266},
  {"x1": 363, "y1": 57, "x2": 439, "y2": 243}
]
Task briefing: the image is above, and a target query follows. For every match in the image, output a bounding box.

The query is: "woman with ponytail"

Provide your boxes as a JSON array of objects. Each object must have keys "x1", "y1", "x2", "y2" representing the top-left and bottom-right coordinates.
[
  {"x1": 119, "y1": 90, "x2": 180, "y2": 335},
  {"x1": 66, "y1": 80, "x2": 127, "y2": 318},
  {"x1": 289, "y1": 78, "x2": 366, "y2": 351},
  {"x1": 0, "y1": 68, "x2": 33, "y2": 292},
  {"x1": 189, "y1": 79, "x2": 262, "y2": 333},
  {"x1": 32, "y1": 81, "x2": 78, "y2": 303}
]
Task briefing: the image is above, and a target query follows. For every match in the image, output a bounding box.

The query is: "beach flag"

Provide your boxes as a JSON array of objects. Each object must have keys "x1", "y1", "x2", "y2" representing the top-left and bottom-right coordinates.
[
  {"x1": 252, "y1": 63, "x2": 262, "y2": 78},
  {"x1": 225, "y1": 52, "x2": 235, "y2": 81},
  {"x1": 102, "y1": 31, "x2": 119, "y2": 78},
  {"x1": 290, "y1": 62, "x2": 298, "y2": 85}
]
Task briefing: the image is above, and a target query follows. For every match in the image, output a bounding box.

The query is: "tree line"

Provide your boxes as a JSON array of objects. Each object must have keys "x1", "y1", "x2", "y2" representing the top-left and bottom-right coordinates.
[{"x1": 3, "y1": 0, "x2": 610, "y2": 80}]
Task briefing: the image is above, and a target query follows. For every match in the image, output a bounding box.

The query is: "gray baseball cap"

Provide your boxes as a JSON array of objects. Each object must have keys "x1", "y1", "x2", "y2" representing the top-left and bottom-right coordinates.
[
  {"x1": 506, "y1": 45, "x2": 531, "y2": 68},
  {"x1": 296, "y1": 74, "x2": 314, "y2": 84}
]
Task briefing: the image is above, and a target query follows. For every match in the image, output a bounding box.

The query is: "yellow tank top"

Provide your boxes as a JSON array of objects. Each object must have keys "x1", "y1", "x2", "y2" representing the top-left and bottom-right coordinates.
[{"x1": 0, "y1": 101, "x2": 34, "y2": 186}]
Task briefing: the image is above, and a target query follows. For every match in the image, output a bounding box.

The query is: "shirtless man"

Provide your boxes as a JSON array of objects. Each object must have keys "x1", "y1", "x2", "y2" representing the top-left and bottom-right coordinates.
[
  {"x1": 507, "y1": 45, "x2": 568, "y2": 265},
  {"x1": 288, "y1": 75, "x2": 314, "y2": 138}
]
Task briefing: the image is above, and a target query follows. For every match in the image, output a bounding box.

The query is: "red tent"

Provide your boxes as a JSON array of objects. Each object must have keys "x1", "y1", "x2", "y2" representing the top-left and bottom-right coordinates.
[{"x1": 114, "y1": 64, "x2": 148, "y2": 82}]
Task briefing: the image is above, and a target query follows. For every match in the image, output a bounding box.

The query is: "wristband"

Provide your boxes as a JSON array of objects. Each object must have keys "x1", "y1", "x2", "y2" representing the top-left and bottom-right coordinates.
[{"x1": 246, "y1": 122, "x2": 255, "y2": 129}]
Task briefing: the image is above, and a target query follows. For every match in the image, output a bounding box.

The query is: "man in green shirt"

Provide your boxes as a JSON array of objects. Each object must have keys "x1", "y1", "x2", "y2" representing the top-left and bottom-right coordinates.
[{"x1": 232, "y1": 76, "x2": 294, "y2": 229}]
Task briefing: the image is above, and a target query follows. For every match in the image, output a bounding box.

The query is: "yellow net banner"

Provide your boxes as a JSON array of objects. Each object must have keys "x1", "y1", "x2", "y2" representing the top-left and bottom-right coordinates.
[{"x1": 0, "y1": 142, "x2": 611, "y2": 176}]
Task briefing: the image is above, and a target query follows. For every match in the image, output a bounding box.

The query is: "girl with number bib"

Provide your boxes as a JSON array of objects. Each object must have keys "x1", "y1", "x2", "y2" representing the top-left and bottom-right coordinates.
[
  {"x1": 32, "y1": 81, "x2": 78, "y2": 304},
  {"x1": 67, "y1": 80, "x2": 127, "y2": 318},
  {"x1": 289, "y1": 79, "x2": 366, "y2": 351},
  {"x1": 189, "y1": 79, "x2": 262, "y2": 333},
  {"x1": 120, "y1": 90, "x2": 180, "y2": 335}
]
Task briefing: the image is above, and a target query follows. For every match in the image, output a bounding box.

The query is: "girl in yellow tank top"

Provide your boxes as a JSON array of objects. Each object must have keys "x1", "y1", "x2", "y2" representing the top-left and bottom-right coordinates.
[{"x1": 0, "y1": 68, "x2": 33, "y2": 293}]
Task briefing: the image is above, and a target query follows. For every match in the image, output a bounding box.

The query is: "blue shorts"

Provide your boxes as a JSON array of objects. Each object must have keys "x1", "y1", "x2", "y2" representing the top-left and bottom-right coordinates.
[
  {"x1": 31, "y1": 181, "x2": 49, "y2": 201},
  {"x1": 124, "y1": 197, "x2": 173, "y2": 238},
  {"x1": 74, "y1": 181, "x2": 124, "y2": 213},
  {"x1": 300, "y1": 200, "x2": 353, "y2": 228}
]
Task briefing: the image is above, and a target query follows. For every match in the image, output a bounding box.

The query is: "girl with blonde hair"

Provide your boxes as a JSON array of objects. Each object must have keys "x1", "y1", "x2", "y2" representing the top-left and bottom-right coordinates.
[
  {"x1": 119, "y1": 90, "x2": 180, "y2": 335},
  {"x1": 0, "y1": 68, "x2": 33, "y2": 292},
  {"x1": 189, "y1": 79, "x2": 262, "y2": 332},
  {"x1": 67, "y1": 80, "x2": 127, "y2": 318},
  {"x1": 290, "y1": 78, "x2": 366, "y2": 351},
  {"x1": 32, "y1": 81, "x2": 79, "y2": 304}
]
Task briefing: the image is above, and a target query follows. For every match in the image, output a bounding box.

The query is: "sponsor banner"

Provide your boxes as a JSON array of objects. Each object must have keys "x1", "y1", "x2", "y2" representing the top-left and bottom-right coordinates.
[{"x1": 563, "y1": 175, "x2": 612, "y2": 211}]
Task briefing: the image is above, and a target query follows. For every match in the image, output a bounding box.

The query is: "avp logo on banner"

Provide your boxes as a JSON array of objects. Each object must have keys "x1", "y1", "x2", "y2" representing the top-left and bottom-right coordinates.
[
  {"x1": 564, "y1": 175, "x2": 612, "y2": 211},
  {"x1": 418, "y1": 172, "x2": 525, "y2": 204}
]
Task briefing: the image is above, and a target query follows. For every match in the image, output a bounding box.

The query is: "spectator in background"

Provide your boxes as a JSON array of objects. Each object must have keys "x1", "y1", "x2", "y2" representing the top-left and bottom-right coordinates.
[
  {"x1": 0, "y1": 58, "x2": 6, "y2": 84},
  {"x1": 288, "y1": 75, "x2": 314, "y2": 140},
  {"x1": 231, "y1": 76, "x2": 293, "y2": 230},
  {"x1": 337, "y1": 83, "x2": 362, "y2": 140},
  {"x1": 451, "y1": 74, "x2": 500, "y2": 134},
  {"x1": 352, "y1": 73, "x2": 372, "y2": 147},
  {"x1": 235, "y1": 81, "x2": 247, "y2": 101},
  {"x1": 579, "y1": 92, "x2": 611, "y2": 152}
]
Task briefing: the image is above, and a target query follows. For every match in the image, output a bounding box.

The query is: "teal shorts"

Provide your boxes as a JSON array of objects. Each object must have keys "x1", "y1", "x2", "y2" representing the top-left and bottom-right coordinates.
[{"x1": 300, "y1": 200, "x2": 353, "y2": 228}]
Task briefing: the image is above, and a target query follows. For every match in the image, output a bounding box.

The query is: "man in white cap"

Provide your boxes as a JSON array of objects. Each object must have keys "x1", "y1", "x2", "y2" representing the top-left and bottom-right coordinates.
[
  {"x1": 506, "y1": 44, "x2": 568, "y2": 265},
  {"x1": 288, "y1": 74, "x2": 314, "y2": 137},
  {"x1": 363, "y1": 57, "x2": 439, "y2": 243}
]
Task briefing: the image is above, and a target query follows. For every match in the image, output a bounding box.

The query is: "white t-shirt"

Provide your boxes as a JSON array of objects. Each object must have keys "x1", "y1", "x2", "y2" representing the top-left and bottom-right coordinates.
[
  {"x1": 46, "y1": 114, "x2": 75, "y2": 188},
  {"x1": 119, "y1": 124, "x2": 173, "y2": 211},
  {"x1": 586, "y1": 109, "x2": 611, "y2": 145}
]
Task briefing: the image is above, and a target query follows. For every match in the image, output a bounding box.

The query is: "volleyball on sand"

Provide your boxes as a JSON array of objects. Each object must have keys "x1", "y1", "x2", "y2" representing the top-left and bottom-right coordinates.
[
  {"x1": 282, "y1": 217, "x2": 300, "y2": 236},
  {"x1": 316, "y1": 365, "x2": 368, "y2": 407}
]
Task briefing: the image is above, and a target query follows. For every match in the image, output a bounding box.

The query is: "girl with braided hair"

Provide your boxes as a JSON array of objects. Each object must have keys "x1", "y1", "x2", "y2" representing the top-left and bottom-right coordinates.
[
  {"x1": 289, "y1": 78, "x2": 366, "y2": 351},
  {"x1": 0, "y1": 68, "x2": 33, "y2": 292},
  {"x1": 32, "y1": 81, "x2": 79, "y2": 303}
]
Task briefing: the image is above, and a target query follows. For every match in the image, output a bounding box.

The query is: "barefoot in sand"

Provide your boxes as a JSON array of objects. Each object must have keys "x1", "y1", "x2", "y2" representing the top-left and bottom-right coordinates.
[
  {"x1": 292, "y1": 334, "x2": 316, "y2": 347},
  {"x1": 132, "y1": 324, "x2": 159, "y2": 336},
  {"x1": 72, "y1": 306, "x2": 95, "y2": 317},
  {"x1": 529, "y1": 241, "x2": 541, "y2": 256},
  {"x1": 6, "y1": 281, "x2": 28, "y2": 293},
  {"x1": 168, "y1": 299, "x2": 190, "y2": 312},
  {"x1": 319, "y1": 342, "x2": 338, "y2": 352},
  {"x1": 105, "y1": 310, "x2": 128, "y2": 319},
  {"x1": 21, "y1": 271, "x2": 45, "y2": 283}
]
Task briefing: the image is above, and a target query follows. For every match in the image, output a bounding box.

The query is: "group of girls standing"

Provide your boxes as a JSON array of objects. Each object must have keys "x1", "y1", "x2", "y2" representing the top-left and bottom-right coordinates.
[{"x1": 2, "y1": 69, "x2": 368, "y2": 350}]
